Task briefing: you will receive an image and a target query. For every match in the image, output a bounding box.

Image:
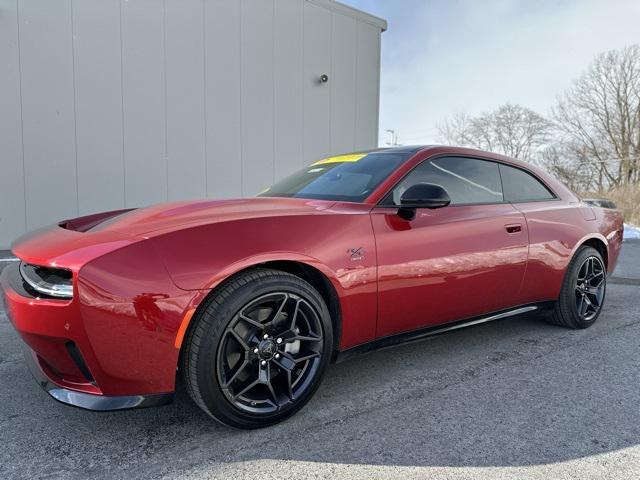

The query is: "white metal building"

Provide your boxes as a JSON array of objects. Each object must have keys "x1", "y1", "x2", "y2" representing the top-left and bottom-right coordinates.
[{"x1": 0, "y1": 0, "x2": 386, "y2": 248}]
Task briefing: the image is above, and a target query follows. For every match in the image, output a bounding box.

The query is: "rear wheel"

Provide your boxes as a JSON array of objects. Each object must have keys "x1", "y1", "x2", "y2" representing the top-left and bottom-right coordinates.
[
  {"x1": 549, "y1": 246, "x2": 606, "y2": 329},
  {"x1": 181, "y1": 269, "x2": 333, "y2": 429}
]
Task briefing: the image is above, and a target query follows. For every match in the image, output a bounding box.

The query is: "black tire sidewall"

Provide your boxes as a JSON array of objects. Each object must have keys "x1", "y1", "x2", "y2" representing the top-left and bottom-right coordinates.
[
  {"x1": 559, "y1": 246, "x2": 606, "y2": 328},
  {"x1": 190, "y1": 270, "x2": 333, "y2": 429}
]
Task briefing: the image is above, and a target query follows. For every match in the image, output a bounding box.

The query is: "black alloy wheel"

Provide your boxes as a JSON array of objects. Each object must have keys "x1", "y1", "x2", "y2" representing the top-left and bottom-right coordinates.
[
  {"x1": 574, "y1": 255, "x2": 606, "y2": 321},
  {"x1": 217, "y1": 291, "x2": 324, "y2": 414},
  {"x1": 181, "y1": 269, "x2": 333, "y2": 429},
  {"x1": 549, "y1": 245, "x2": 607, "y2": 329}
]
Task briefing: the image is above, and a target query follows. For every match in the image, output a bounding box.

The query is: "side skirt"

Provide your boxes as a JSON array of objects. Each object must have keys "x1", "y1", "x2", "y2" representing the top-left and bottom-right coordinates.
[{"x1": 334, "y1": 304, "x2": 546, "y2": 363}]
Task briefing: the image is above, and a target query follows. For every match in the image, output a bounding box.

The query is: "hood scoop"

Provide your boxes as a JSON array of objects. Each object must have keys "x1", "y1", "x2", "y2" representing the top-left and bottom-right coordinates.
[{"x1": 59, "y1": 209, "x2": 136, "y2": 233}]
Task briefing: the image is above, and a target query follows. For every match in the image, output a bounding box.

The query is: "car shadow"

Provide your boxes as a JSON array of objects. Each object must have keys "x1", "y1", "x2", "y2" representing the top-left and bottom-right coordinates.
[{"x1": 1, "y1": 283, "x2": 639, "y2": 478}]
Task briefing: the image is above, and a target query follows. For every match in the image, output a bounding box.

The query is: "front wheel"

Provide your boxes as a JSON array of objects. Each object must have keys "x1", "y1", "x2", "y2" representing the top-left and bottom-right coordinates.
[
  {"x1": 181, "y1": 269, "x2": 333, "y2": 429},
  {"x1": 549, "y1": 246, "x2": 607, "y2": 329}
]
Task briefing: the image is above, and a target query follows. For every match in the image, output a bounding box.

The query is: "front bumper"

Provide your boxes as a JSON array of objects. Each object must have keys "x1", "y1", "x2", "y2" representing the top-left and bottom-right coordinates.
[
  {"x1": 22, "y1": 342, "x2": 172, "y2": 411},
  {"x1": 1, "y1": 262, "x2": 175, "y2": 411}
]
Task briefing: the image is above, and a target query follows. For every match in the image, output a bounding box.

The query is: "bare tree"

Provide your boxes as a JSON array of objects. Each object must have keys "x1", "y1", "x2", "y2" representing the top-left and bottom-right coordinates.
[
  {"x1": 542, "y1": 144, "x2": 600, "y2": 191},
  {"x1": 437, "y1": 103, "x2": 552, "y2": 163},
  {"x1": 436, "y1": 111, "x2": 472, "y2": 146},
  {"x1": 553, "y1": 45, "x2": 640, "y2": 187}
]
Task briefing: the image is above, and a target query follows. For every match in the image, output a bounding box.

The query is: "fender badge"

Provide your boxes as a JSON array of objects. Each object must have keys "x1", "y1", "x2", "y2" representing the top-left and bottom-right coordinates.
[{"x1": 347, "y1": 247, "x2": 365, "y2": 261}]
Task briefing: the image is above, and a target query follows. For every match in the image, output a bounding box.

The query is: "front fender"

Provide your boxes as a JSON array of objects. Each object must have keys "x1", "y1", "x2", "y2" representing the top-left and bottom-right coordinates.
[
  {"x1": 148, "y1": 212, "x2": 378, "y2": 349},
  {"x1": 182, "y1": 250, "x2": 342, "y2": 294}
]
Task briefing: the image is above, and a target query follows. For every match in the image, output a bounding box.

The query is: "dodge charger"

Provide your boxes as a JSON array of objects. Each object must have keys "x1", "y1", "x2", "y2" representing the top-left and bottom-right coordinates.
[{"x1": 0, "y1": 146, "x2": 623, "y2": 429}]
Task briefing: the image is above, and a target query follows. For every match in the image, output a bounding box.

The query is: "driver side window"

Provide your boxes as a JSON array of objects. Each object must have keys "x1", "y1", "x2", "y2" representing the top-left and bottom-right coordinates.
[{"x1": 385, "y1": 156, "x2": 504, "y2": 206}]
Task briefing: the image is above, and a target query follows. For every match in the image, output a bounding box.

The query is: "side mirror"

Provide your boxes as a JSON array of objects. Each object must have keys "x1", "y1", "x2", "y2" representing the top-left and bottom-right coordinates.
[{"x1": 398, "y1": 183, "x2": 451, "y2": 220}]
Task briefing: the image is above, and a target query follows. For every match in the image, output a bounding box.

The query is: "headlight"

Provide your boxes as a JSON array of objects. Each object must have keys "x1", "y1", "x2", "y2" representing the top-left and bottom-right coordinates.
[{"x1": 19, "y1": 262, "x2": 73, "y2": 299}]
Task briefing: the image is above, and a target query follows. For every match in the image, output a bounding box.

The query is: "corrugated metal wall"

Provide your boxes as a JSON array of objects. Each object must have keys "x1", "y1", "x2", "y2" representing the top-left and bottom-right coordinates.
[{"x1": 0, "y1": 0, "x2": 384, "y2": 248}]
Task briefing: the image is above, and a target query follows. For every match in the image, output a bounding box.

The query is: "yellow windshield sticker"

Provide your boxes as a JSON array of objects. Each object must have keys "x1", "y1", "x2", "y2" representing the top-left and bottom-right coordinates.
[{"x1": 312, "y1": 154, "x2": 367, "y2": 166}]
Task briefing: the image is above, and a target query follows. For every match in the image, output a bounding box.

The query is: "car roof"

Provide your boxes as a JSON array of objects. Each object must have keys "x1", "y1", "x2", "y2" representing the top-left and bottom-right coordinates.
[
  {"x1": 370, "y1": 145, "x2": 427, "y2": 155},
  {"x1": 363, "y1": 145, "x2": 534, "y2": 170},
  {"x1": 359, "y1": 144, "x2": 579, "y2": 205}
]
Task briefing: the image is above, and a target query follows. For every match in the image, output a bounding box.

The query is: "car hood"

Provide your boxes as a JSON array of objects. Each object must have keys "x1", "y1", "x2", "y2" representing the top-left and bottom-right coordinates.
[
  {"x1": 11, "y1": 197, "x2": 337, "y2": 269},
  {"x1": 86, "y1": 197, "x2": 336, "y2": 236}
]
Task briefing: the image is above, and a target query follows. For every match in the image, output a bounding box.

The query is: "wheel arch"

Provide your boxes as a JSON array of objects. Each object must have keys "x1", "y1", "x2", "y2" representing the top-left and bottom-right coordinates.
[
  {"x1": 258, "y1": 260, "x2": 342, "y2": 355},
  {"x1": 576, "y1": 235, "x2": 609, "y2": 271},
  {"x1": 177, "y1": 258, "x2": 343, "y2": 367}
]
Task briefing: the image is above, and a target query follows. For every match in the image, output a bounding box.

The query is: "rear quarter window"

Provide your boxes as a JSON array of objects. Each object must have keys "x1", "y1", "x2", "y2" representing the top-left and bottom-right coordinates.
[{"x1": 499, "y1": 164, "x2": 555, "y2": 202}]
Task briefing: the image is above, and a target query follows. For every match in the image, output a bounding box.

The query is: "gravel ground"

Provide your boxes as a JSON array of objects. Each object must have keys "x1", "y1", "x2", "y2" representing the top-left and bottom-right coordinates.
[{"x1": 0, "y1": 243, "x2": 639, "y2": 480}]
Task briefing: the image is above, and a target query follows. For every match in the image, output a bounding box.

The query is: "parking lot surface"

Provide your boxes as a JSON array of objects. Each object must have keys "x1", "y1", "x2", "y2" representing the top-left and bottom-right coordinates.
[{"x1": 1, "y1": 242, "x2": 639, "y2": 480}]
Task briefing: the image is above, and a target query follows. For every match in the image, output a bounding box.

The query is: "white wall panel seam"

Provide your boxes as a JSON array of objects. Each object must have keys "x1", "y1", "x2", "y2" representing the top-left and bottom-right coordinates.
[
  {"x1": 301, "y1": 0, "x2": 305, "y2": 163},
  {"x1": 376, "y1": 29, "x2": 381, "y2": 147},
  {"x1": 272, "y1": 0, "x2": 276, "y2": 184},
  {"x1": 239, "y1": 0, "x2": 244, "y2": 196},
  {"x1": 162, "y1": 0, "x2": 169, "y2": 201},
  {"x1": 119, "y1": 0, "x2": 126, "y2": 207},
  {"x1": 352, "y1": 18, "x2": 358, "y2": 151},
  {"x1": 70, "y1": 0, "x2": 79, "y2": 215},
  {"x1": 202, "y1": 0, "x2": 208, "y2": 197},
  {"x1": 16, "y1": 0, "x2": 27, "y2": 231},
  {"x1": 329, "y1": 9, "x2": 333, "y2": 155},
  {"x1": 353, "y1": 20, "x2": 359, "y2": 153}
]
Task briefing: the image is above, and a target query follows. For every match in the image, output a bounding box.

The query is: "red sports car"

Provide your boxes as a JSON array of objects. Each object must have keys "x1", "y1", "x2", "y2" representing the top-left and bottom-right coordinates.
[{"x1": 1, "y1": 146, "x2": 623, "y2": 428}]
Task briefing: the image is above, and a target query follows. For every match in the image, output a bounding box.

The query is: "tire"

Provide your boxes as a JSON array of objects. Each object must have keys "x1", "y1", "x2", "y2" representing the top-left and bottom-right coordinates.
[
  {"x1": 181, "y1": 268, "x2": 333, "y2": 429},
  {"x1": 549, "y1": 246, "x2": 607, "y2": 329}
]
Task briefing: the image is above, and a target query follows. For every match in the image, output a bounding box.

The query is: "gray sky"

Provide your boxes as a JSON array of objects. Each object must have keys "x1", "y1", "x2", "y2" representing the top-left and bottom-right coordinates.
[{"x1": 343, "y1": 0, "x2": 640, "y2": 146}]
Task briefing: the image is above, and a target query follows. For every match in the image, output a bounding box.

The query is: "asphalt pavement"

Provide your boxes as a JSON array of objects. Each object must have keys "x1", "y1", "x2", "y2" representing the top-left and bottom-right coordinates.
[{"x1": 1, "y1": 242, "x2": 639, "y2": 480}]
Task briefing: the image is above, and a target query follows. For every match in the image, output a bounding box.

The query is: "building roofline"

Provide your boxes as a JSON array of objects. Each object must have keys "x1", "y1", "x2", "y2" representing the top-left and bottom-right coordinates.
[{"x1": 306, "y1": 0, "x2": 387, "y2": 31}]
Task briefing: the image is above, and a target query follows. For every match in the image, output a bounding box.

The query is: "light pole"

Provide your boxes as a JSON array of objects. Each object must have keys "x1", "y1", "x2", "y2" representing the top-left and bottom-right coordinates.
[{"x1": 386, "y1": 129, "x2": 399, "y2": 146}]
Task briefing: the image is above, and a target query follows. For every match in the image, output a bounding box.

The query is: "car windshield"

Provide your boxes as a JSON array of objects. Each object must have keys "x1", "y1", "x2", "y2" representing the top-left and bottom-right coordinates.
[{"x1": 258, "y1": 151, "x2": 411, "y2": 202}]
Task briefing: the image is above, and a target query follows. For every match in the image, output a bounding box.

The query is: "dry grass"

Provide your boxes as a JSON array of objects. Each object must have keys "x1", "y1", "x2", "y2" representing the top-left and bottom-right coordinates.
[{"x1": 582, "y1": 184, "x2": 640, "y2": 225}]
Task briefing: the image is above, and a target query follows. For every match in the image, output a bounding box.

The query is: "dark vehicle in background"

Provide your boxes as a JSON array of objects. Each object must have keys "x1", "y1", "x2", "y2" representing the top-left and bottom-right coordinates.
[{"x1": 583, "y1": 198, "x2": 618, "y2": 210}]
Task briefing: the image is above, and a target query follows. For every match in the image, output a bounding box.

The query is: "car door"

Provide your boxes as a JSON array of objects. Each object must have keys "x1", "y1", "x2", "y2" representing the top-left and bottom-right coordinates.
[{"x1": 370, "y1": 156, "x2": 529, "y2": 338}]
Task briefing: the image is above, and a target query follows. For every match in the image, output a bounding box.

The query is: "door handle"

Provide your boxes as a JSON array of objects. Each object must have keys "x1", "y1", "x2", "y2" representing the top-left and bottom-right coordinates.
[{"x1": 505, "y1": 223, "x2": 522, "y2": 234}]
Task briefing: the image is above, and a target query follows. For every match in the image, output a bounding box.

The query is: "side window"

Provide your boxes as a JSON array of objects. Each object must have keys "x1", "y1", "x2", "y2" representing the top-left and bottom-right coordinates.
[
  {"x1": 386, "y1": 156, "x2": 503, "y2": 205},
  {"x1": 499, "y1": 164, "x2": 555, "y2": 202}
]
